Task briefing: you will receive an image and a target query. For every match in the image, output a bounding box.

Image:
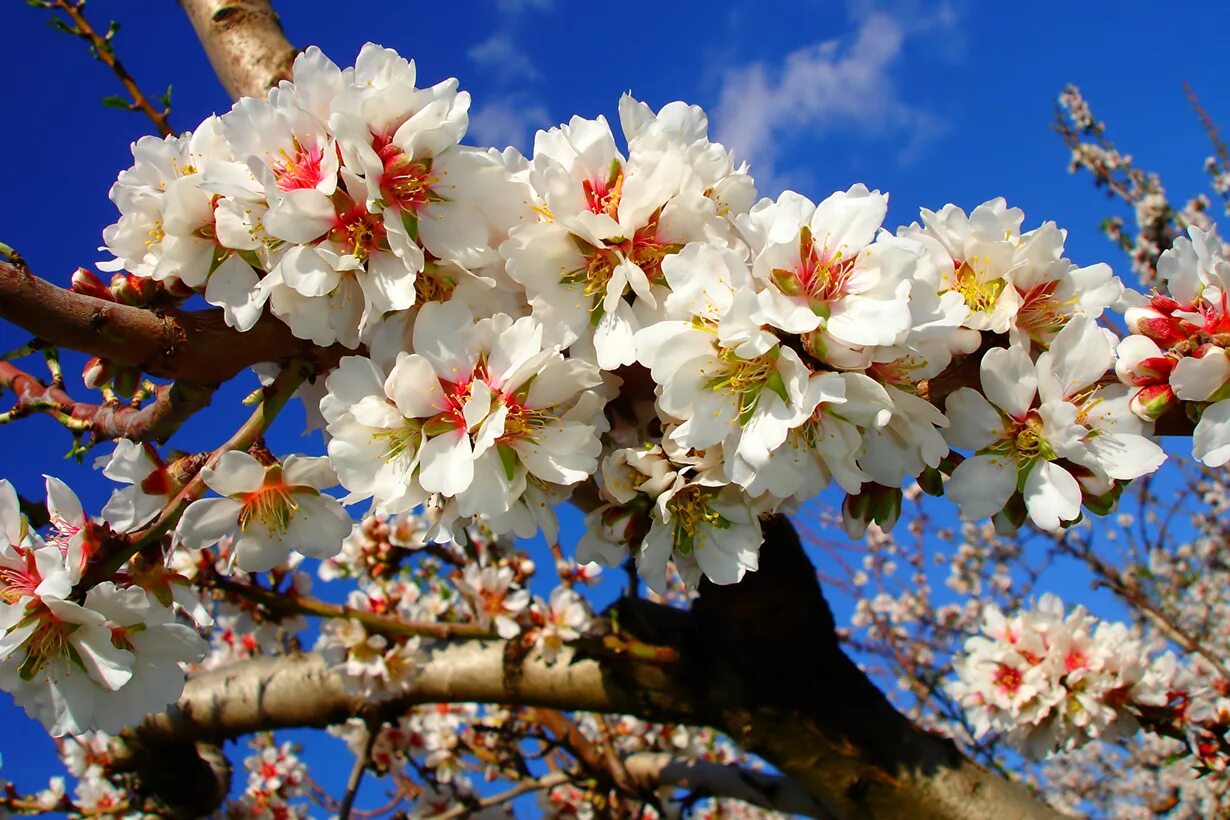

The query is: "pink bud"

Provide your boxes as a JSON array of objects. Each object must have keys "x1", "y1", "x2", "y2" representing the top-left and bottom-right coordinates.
[{"x1": 1125, "y1": 307, "x2": 1188, "y2": 346}]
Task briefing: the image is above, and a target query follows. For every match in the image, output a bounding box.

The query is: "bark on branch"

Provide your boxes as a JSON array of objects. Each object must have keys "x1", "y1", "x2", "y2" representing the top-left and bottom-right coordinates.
[
  {"x1": 0, "y1": 261, "x2": 343, "y2": 384},
  {"x1": 177, "y1": 0, "x2": 297, "y2": 101}
]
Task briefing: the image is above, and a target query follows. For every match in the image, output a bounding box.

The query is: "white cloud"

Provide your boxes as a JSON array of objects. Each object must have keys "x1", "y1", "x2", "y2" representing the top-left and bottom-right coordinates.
[
  {"x1": 468, "y1": 32, "x2": 540, "y2": 82},
  {"x1": 712, "y1": 12, "x2": 943, "y2": 189},
  {"x1": 468, "y1": 98, "x2": 549, "y2": 151}
]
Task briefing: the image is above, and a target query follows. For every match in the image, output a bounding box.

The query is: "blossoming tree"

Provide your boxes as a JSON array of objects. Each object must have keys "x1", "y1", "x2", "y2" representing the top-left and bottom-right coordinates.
[{"x1": 2, "y1": 1, "x2": 1229, "y2": 816}]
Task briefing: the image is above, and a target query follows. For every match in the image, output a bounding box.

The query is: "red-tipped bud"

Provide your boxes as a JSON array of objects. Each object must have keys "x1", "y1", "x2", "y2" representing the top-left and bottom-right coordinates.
[
  {"x1": 82, "y1": 357, "x2": 109, "y2": 389},
  {"x1": 70, "y1": 268, "x2": 115, "y2": 301},
  {"x1": 110, "y1": 273, "x2": 157, "y2": 306},
  {"x1": 1150, "y1": 293, "x2": 1182, "y2": 313},
  {"x1": 1130, "y1": 384, "x2": 1179, "y2": 422},
  {"x1": 1132, "y1": 356, "x2": 1177, "y2": 385},
  {"x1": 1126, "y1": 306, "x2": 1189, "y2": 346}
]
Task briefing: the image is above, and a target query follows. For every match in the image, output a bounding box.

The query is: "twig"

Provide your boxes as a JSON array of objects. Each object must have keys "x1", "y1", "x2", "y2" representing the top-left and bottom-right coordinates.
[
  {"x1": 0, "y1": 360, "x2": 216, "y2": 445},
  {"x1": 36, "y1": 0, "x2": 174, "y2": 136},
  {"x1": 431, "y1": 771, "x2": 570, "y2": 819},
  {"x1": 1185, "y1": 81, "x2": 1230, "y2": 169},
  {"x1": 338, "y1": 721, "x2": 379, "y2": 820},
  {"x1": 211, "y1": 575, "x2": 497, "y2": 642}
]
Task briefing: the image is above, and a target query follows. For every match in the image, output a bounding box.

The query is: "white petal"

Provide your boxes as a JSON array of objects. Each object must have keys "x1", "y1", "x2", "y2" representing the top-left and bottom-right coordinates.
[
  {"x1": 1172, "y1": 352, "x2": 1230, "y2": 401},
  {"x1": 1023, "y1": 461, "x2": 1081, "y2": 531},
  {"x1": 175, "y1": 497, "x2": 241, "y2": 548},
  {"x1": 1194, "y1": 400, "x2": 1230, "y2": 466},
  {"x1": 201, "y1": 450, "x2": 266, "y2": 496},
  {"x1": 947, "y1": 454, "x2": 1017, "y2": 521},
  {"x1": 418, "y1": 430, "x2": 474, "y2": 496},
  {"x1": 980, "y1": 345, "x2": 1036, "y2": 419}
]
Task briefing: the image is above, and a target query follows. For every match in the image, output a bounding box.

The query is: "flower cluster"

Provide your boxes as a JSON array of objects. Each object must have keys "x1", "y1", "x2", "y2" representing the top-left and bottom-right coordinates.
[
  {"x1": 0, "y1": 480, "x2": 207, "y2": 736},
  {"x1": 1119, "y1": 225, "x2": 1230, "y2": 466},
  {"x1": 948, "y1": 594, "x2": 1170, "y2": 758},
  {"x1": 90, "y1": 42, "x2": 1224, "y2": 599}
]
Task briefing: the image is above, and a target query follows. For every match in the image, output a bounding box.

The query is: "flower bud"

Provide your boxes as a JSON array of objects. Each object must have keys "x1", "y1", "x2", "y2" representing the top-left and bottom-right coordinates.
[
  {"x1": 70, "y1": 268, "x2": 114, "y2": 301},
  {"x1": 871, "y1": 486, "x2": 902, "y2": 532},
  {"x1": 109, "y1": 273, "x2": 157, "y2": 306},
  {"x1": 917, "y1": 465, "x2": 945, "y2": 496},
  {"x1": 81, "y1": 357, "x2": 109, "y2": 390},
  {"x1": 1129, "y1": 383, "x2": 1178, "y2": 421},
  {"x1": 1125, "y1": 307, "x2": 1188, "y2": 347},
  {"x1": 841, "y1": 490, "x2": 872, "y2": 540}
]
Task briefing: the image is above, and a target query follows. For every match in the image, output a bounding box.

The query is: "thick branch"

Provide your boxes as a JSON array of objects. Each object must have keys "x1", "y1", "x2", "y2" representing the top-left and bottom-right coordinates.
[
  {"x1": 0, "y1": 262, "x2": 342, "y2": 383},
  {"x1": 177, "y1": 0, "x2": 297, "y2": 101},
  {"x1": 131, "y1": 643, "x2": 693, "y2": 745}
]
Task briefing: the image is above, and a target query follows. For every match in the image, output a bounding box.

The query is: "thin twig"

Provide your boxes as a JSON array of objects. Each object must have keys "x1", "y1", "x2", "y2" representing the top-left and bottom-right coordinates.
[
  {"x1": 431, "y1": 771, "x2": 570, "y2": 819},
  {"x1": 338, "y1": 721, "x2": 379, "y2": 820},
  {"x1": 38, "y1": 0, "x2": 174, "y2": 136}
]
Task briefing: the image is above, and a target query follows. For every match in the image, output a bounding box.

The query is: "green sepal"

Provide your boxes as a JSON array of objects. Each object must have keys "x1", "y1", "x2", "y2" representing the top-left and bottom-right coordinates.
[
  {"x1": 422, "y1": 414, "x2": 457, "y2": 437},
  {"x1": 764, "y1": 368, "x2": 790, "y2": 405},
  {"x1": 497, "y1": 442, "x2": 518, "y2": 481}
]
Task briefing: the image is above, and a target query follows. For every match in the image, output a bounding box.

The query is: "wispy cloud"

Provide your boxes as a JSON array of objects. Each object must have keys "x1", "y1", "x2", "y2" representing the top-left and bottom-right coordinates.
[
  {"x1": 468, "y1": 97, "x2": 549, "y2": 151},
  {"x1": 712, "y1": 12, "x2": 946, "y2": 191},
  {"x1": 466, "y1": 6, "x2": 552, "y2": 151},
  {"x1": 468, "y1": 32, "x2": 540, "y2": 82}
]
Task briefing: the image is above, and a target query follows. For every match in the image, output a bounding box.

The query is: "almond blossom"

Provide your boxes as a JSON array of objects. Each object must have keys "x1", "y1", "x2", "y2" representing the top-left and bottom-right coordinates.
[
  {"x1": 321, "y1": 300, "x2": 606, "y2": 540},
  {"x1": 176, "y1": 451, "x2": 352, "y2": 572},
  {"x1": 949, "y1": 594, "x2": 1170, "y2": 758}
]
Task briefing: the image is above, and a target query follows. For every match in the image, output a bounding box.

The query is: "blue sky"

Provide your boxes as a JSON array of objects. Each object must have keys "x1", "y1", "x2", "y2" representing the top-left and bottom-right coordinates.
[{"x1": 0, "y1": 0, "x2": 1227, "y2": 808}]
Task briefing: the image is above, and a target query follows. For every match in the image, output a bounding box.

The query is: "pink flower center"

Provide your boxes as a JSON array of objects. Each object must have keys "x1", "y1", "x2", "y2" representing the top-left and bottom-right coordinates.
[
  {"x1": 583, "y1": 161, "x2": 624, "y2": 217},
  {"x1": 270, "y1": 137, "x2": 326, "y2": 192},
  {"x1": 0, "y1": 549, "x2": 41, "y2": 603},
  {"x1": 331, "y1": 204, "x2": 387, "y2": 261},
  {"x1": 376, "y1": 139, "x2": 439, "y2": 214},
  {"x1": 993, "y1": 662, "x2": 1023, "y2": 695}
]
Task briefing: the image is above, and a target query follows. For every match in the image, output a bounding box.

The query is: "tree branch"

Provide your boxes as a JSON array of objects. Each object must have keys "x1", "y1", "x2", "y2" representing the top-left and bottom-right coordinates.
[
  {"x1": 622, "y1": 752, "x2": 834, "y2": 817},
  {"x1": 153, "y1": 642, "x2": 692, "y2": 741},
  {"x1": 176, "y1": 0, "x2": 297, "y2": 101},
  {"x1": 0, "y1": 261, "x2": 344, "y2": 384},
  {"x1": 0, "y1": 360, "x2": 214, "y2": 444}
]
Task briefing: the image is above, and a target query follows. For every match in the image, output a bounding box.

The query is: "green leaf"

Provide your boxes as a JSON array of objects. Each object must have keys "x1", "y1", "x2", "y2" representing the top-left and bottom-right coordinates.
[
  {"x1": 160, "y1": 84, "x2": 173, "y2": 110},
  {"x1": 101, "y1": 95, "x2": 132, "y2": 110},
  {"x1": 47, "y1": 17, "x2": 76, "y2": 36}
]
